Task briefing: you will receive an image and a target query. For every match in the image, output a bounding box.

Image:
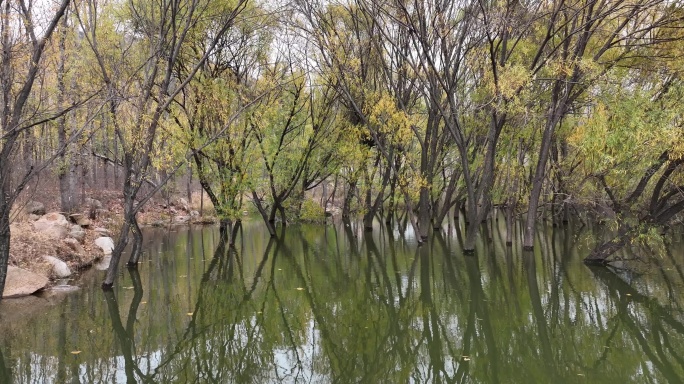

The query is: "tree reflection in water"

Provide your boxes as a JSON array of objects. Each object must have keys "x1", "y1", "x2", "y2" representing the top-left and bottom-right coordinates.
[{"x1": 1, "y1": 219, "x2": 684, "y2": 383}]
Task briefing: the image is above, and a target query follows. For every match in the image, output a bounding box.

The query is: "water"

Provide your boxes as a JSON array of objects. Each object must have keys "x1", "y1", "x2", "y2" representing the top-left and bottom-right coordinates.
[{"x1": 1, "y1": 218, "x2": 683, "y2": 383}]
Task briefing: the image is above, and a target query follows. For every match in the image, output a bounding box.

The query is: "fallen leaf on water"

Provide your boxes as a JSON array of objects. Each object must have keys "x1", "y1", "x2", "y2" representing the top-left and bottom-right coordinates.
[
  {"x1": 71, "y1": 351, "x2": 81, "y2": 355},
  {"x1": 179, "y1": 275, "x2": 187, "y2": 278},
  {"x1": 296, "y1": 287, "x2": 305, "y2": 291},
  {"x1": 577, "y1": 373, "x2": 585, "y2": 376},
  {"x1": 461, "y1": 356, "x2": 471, "y2": 361},
  {"x1": 124, "y1": 286, "x2": 134, "y2": 290},
  {"x1": 626, "y1": 293, "x2": 632, "y2": 296},
  {"x1": 187, "y1": 312, "x2": 194, "y2": 316},
  {"x1": 141, "y1": 301, "x2": 147, "y2": 304}
]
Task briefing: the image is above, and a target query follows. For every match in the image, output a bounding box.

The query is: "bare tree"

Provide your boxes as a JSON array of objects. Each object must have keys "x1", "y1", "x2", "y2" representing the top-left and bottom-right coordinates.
[{"x1": 0, "y1": 0, "x2": 72, "y2": 297}]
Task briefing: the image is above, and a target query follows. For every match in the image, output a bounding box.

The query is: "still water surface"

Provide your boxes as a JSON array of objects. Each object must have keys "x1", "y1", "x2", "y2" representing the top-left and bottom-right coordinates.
[{"x1": 0, "y1": 219, "x2": 683, "y2": 383}]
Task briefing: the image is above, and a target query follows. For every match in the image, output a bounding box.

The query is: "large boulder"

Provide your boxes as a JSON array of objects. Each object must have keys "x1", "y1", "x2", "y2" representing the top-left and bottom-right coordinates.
[
  {"x1": 95, "y1": 237, "x2": 115, "y2": 255},
  {"x1": 2, "y1": 266, "x2": 49, "y2": 298},
  {"x1": 43, "y1": 256, "x2": 72, "y2": 278},
  {"x1": 24, "y1": 201, "x2": 45, "y2": 216},
  {"x1": 33, "y1": 213, "x2": 70, "y2": 240}
]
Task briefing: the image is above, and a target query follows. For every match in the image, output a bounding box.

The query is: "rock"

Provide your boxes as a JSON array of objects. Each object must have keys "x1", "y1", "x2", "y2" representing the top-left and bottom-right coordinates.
[
  {"x1": 69, "y1": 225, "x2": 86, "y2": 242},
  {"x1": 85, "y1": 197, "x2": 103, "y2": 210},
  {"x1": 24, "y1": 201, "x2": 45, "y2": 216},
  {"x1": 42, "y1": 256, "x2": 72, "y2": 278},
  {"x1": 174, "y1": 215, "x2": 190, "y2": 224},
  {"x1": 190, "y1": 210, "x2": 200, "y2": 217},
  {"x1": 3, "y1": 266, "x2": 49, "y2": 298},
  {"x1": 33, "y1": 213, "x2": 70, "y2": 240},
  {"x1": 95, "y1": 254, "x2": 111, "y2": 270},
  {"x1": 94, "y1": 227, "x2": 110, "y2": 236},
  {"x1": 175, "y1": 197, "x2": 190, "y2": 212},
  {"x1": 94, "y1": 237, "x2": 115, "y2": 254},
  {"x1": 47, "y1": 284, "x2": 80, "y2": 294},
  {"x1": 69, "y1": 213, "x2": 91, "y2": 228},
  {"x1": 63, "y1": 238, "x2": 85, "y2": 255},
  {"x1": 27, "y1": 214, "x2": 40, "y2": 221}
]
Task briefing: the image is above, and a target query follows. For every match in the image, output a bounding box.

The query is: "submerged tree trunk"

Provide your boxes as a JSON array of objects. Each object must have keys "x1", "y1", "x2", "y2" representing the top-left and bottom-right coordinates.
[
  {"x1": 252, "y1": 191, "x2": 276, "y2": 236},
  {"x1": 126, "y1": 217, "x2": 143, "y2": 266},
  {"x1": 0, "y1": 207, "x2": 10, "y2": 298}
]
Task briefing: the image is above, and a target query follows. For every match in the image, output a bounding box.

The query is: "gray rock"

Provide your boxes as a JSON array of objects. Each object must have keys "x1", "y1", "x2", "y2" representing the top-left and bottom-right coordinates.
[
  {"x1": 2, "y1": 266, "x2": 49, "y2": 298},
  {"x1": 27, "y1": 214, "x2": 40, "y2": 221},
  {"x1": 33, "y1": 213, "x2": 70, "y2": 239},
  {"x1": 95, "y1": 237, "x2": 115, "y2": 254},
  {"x1": 190, "y1": 210, "x2": 200, "y2": 217},
  {"x1": 85, "y1": 197, "x2": 103, "y2": 210},
  {"x1": 24, "y1": 201, "x2": 45, "y2": 216},
  {"x1": 176, "y1": 197, "x2": 190, "y2": 212},
  {"x1": 69, "y1": 225, "x2": 86, "y2": 242},
  {"x1": 43, "y1": 256, "x2": 72, "y2": 278}
]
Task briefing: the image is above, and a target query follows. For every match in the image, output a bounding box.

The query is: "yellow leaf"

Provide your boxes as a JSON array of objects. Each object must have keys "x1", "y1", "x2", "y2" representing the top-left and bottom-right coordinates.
[
  {"x1": 187, "y1": 312, "x2": 194, "y2": 316},
  {"x1": 296, "y1": 287, "x2": 304, "y2": 291},
  {"x1": 71, "y1": 351, "x2": 81, "y2": 355}
]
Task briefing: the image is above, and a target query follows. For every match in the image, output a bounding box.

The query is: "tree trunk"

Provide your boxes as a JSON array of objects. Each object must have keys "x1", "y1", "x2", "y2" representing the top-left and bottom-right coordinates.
[
  {"x1": 126, "y1": 217, "x2": 143, "y2": 266},
  {"x1": 0, "y1": 208, "x2": 10, "y2": 298},
  {"x1": 252, "y1": 191, "x2": 276, "y2": 236},
  {"x1": 342, "y1": 180, "x2": 356, "y2": 219},
  {"x1": 583, "y1": 226, "x2": 632, "y2": 265},
  {"x1": 523, "y1": 116, "x2": 559, "y2": 250}
]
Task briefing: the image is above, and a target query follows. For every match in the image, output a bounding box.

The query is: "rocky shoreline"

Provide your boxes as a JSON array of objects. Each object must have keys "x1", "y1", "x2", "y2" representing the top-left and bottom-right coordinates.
[{"x1": 6, "y1": 196, "x2": 216, "y2": 299}]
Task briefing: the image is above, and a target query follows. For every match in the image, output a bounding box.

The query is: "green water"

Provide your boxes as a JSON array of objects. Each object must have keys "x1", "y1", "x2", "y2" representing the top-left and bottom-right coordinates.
[{"x1": 0, "y1": 219, "x2": 683, "y2": 383}]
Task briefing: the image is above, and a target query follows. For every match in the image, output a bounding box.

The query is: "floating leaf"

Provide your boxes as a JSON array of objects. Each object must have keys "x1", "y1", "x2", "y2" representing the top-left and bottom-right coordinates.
[
  {"x1": 461, "y1": 356, "x2": 471, "y2": 361},
  {"x1": 296, "y1": 287, "x2": 305, "y2": 291},
  {"x1": 179, "y1": 275, "x2": 187, "y2": 278},
  {"x1": 71, "y1": 351, "x2": 81, "y2": 355},
  {"x1": 626, "y1": 293, "x2": 632, "y2": 296},
  {"x1": 124, "y1": 286, "x2": 134, "y2": 290},
  {"x1": 141, "y1": 301, "x2": 147, "y2": 304},
  {"x1": 187, "y1": 312, "x2": 194, "y2": 316}
]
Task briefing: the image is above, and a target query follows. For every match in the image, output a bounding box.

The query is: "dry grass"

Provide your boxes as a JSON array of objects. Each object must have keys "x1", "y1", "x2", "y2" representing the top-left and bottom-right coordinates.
[
  {"x1": 189, "y1": 191, "x2": 215, "y2": 214},
  {"x1": 9, "y1": 220, "x2": 104, "y2": 279}
]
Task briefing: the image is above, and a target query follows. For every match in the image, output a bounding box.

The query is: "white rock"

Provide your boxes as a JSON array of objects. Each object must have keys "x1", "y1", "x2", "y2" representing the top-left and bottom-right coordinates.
[
  {"x1": 95, "y1": 254, "x2": 111, "y2": 270},
  {"x1": 3, "y1": 266, "x2": 49, "y2": 298},
  {"x1": 43, "y1": 256, "x2": 72, "y2": 278},
  {"x1": 95, "y1": 237, "x2": 115, "y2": 254}
]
